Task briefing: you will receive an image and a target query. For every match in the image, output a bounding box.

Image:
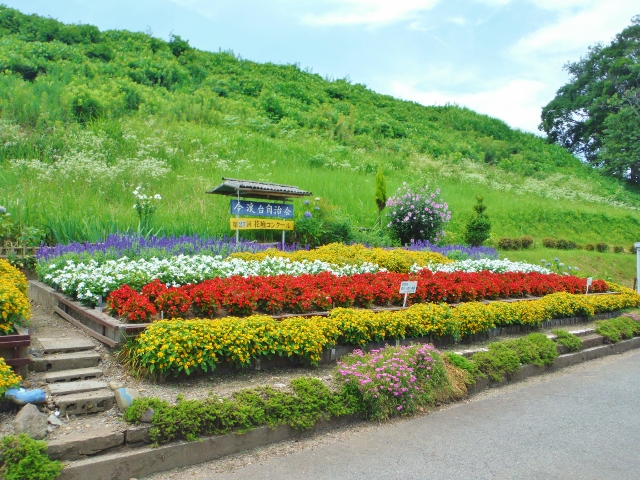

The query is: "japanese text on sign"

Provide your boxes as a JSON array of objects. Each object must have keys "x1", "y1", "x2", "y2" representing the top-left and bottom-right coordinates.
[
  {"x1": 230, "y1": 200, "x2": 294, "y2": 219},
  {"x1": 230, "y1": 218, "x2": 294, "y2": 231},
  {"x1": 399, "y1": 281, "x2": 417, "y2": 294}
]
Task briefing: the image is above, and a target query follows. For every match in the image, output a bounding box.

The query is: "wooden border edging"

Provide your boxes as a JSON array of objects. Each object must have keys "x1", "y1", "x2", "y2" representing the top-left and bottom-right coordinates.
[
  {"x1": 55, "y1": 336, "x2": 640, "y2": 480},
  {"x1": 0, "y1": 325, "x2": 31, "y2": 376}
]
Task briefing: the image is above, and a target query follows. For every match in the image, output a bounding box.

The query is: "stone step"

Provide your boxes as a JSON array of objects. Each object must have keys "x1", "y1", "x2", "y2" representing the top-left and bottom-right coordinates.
[
  {"x1": 47, "y1": 380, "x2": 108, "y2": 396},
  {"x1": 580, "y1": 333, "x2": 604, "y2": 349},
  {"x1": 47, "y1": 427, "x2": 125, "y2": 461},
  {"x1": 38, "y1": 337, "x2": 95, "y2": 355},
  {"x1": 54, "y1": 389, "x2": 114, "y2": 416},
  {"x1": 566, "y1": 328, "x2": 595, "y2": 337},
  {"x1": 45, "y1": 367, "x2": 103, "y2": 384},
  {"x1": 30, "y1": 351, "x2": 101, "y2": 372}
]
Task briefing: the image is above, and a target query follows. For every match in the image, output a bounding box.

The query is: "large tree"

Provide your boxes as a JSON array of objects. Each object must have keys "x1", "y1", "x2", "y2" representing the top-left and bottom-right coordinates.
[{"x1": 540, "y1": 15, "x2": 640, "y2": 183}]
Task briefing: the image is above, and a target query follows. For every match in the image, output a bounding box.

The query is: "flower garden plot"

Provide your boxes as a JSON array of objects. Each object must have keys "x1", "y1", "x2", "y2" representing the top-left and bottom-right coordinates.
[
  {"x1": 123, "y1": 286, "x2": 640, "y2": 377},
  {"x1": 38, "y1": 245, "x2": 453, "y2": 306},
  {"x1": 107, "y1": 271, "x2": 609, "y2": 322}
]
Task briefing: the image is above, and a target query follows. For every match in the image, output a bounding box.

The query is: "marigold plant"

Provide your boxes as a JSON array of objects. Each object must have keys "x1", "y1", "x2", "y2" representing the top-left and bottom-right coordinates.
[
  {"x1": 0, "y1": 259, "x2": 28, "y2": 296},
  {"x1": 0, "y1": 279, "x2": 31, "y2": 335},
  {"x1": 0, "y1": 356, "x2": 21, "y2": 395},
  {"x1": 124, "y1": 290, "x2": 640, "y2": 377},
  {"x1": 229, "y1": 243, "x2": 452, "y2": 272}
]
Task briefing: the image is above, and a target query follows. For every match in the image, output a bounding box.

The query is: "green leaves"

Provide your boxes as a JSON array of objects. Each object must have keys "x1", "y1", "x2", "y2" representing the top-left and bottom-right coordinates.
[{"x1": 541, "y1": 16, "x2": 640, "y2": 184}]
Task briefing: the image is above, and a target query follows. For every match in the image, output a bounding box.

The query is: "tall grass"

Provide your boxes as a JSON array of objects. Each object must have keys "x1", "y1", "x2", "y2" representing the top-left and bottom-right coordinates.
[{"x1": 1, "y1": 5, "x2": 640, "y2": 247}]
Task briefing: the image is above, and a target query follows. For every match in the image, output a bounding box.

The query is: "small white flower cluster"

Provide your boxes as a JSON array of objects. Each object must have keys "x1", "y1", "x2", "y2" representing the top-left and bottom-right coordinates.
[
  {"x1": 42, "y1": 255, "x2": 385, "y2": 305},
  {"x1": 411, "y1": 258, "x2": 552, "y2": 274}
]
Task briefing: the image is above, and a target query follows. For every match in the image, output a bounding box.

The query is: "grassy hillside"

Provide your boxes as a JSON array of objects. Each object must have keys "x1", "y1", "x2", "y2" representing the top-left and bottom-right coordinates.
[{"x1": 1, "y1": 5, "x2": 639, "y2": 246}]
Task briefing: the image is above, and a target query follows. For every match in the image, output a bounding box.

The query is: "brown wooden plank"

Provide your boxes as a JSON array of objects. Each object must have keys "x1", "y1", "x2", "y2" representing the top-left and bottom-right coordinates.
[
  {"x1": 5, "y1": 358, "x2": 29, "y2": 366},
  {"x1": 54, "y1": 306, "x2": 117, "y2": 347},
  {"x1": 0, "y1": 334, "x2": 30, "y2": 343},
  {"x1": 56, "y1": 296, "x2": 122, "y2": 329},
  {"x1": 0, "y1": 340, "x2": 30, "y2": 348}
]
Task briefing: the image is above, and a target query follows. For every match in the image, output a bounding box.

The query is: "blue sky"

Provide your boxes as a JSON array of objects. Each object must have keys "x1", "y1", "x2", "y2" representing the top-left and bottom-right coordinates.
[{"x1": 5, "y1": 0, "x2": 638, "y2": 133}]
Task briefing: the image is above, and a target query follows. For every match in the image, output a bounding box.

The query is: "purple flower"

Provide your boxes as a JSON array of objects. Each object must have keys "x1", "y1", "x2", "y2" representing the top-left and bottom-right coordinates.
[{"x1": 304, "y1": 211, "x2": 312, "y2": 218}]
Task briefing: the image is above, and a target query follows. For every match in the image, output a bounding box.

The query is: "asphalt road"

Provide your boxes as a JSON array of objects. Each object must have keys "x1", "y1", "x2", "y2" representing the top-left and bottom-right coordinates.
[{"x1": 204, "y1": 349, "x2": 640, "y2": 480}]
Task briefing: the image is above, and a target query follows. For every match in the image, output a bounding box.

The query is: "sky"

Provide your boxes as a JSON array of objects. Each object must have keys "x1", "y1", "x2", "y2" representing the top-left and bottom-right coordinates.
[{"x1": 4, "y1": 0, "x2": 638, "y2": 133}]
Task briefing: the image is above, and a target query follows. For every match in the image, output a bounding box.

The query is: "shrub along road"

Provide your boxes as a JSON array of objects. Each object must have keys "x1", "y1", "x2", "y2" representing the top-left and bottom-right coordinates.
[{"x1": 195, "y1": 349, "x2": 640, "y2": 480}]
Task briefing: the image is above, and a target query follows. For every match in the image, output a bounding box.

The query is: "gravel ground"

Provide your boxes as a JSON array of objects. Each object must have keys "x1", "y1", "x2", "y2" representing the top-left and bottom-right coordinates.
[{"x1": 0, "y1": 301, "x2": 613, "y2": 442}]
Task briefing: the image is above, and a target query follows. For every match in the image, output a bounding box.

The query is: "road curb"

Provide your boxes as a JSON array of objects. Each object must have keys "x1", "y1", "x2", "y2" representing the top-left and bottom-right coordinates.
[{"x1": 57, "y1": 336, "x2": 640, "y2": 480}]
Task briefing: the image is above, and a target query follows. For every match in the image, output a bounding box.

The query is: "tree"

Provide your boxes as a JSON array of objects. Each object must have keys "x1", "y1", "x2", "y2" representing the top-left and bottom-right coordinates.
[
  {"x1": 374, "y1": 166, "x2": 387, "y2": 226},
  {"x1": 540, "y1": 15, "x2": 640, "y2": 184},
  {"x1": 464, "y1": 196, "x2": 490, "y2": 247}
]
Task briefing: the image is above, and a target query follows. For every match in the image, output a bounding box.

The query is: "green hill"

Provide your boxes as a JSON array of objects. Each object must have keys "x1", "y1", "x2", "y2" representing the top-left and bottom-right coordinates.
[{"x1": 1, "y1": 5, "x2": 639, "y2": 246}]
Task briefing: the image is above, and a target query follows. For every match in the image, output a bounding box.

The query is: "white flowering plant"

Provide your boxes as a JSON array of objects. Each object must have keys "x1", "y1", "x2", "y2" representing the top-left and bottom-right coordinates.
[
  {"x1": 40, "y1": 255, "x2": 384, "y2": 306},
  {"x1": 412, "y1": 258, "x2": 552, "y2": 274},
  {"x1": 132, "y1": 185, "x2": 162, "y2": 232}
]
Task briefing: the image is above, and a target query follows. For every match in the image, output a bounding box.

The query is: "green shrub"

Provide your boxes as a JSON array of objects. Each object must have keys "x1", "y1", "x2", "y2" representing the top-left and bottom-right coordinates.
[
  {"x1": 585, "y1": 243, "x2": 595, "y2": 251},
  {"x1": 463, "y1": 196, "x2": 491, "y2": 247},
  {"x1": 596, "y1": 242, "x2": 609, "y2": 252},
  {"x1": 444, "y1": 352, "x2": 481, "y2": 383},
  {"x1": 552, "y1": 329, "x2": 583, "y2": 352},
  {"x1": 508, "y1": 333, "x2": 558, "y2": 367},
  {"x1": 556, "y1": 238, "x2": 569, "y2": 249},
  {"x1": 594, "y1": 317, "x2": 640, "y2": 343},
  {"x1": 542, "y1": 237, "x2": 557, "y2": 248},
  {"x1": 613, "y1": 245, "x2": 625, "y2": 253},
  {"x1": 125, "y1": 377, "x2": 359, "y2": 444},
  {"x1": 520, "y1": 236, "x2": 534, "y2": 249},
  {"x1": 471, "y1": 343, "x2": 521, "y2": 382},
  {"x1": 0, "y1": 434, "x2": 62, "y2": 480},
  {"x1": 498, "y1": 237, "x2": 521, "y2": 250},
  {"x1": 470, "y1": 333, "x2": 558, "y2": 382}
]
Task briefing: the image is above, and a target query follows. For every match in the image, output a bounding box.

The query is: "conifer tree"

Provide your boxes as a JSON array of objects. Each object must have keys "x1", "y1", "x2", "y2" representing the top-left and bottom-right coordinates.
[{"x1": 374, "y1": 166, "x2": 387, "y2": 226}]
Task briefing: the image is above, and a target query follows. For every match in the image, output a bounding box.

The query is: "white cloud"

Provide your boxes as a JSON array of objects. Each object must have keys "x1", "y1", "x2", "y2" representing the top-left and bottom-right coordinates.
[
  {"x1": 301, "y1": 0, "x2": 439, "y2": 27},
  {"x1": 388, "y1": 78, "x2": 549, "y2": 133},
  {"x1": 512, "y1": 0, "x2": 638, "y2": 58}
]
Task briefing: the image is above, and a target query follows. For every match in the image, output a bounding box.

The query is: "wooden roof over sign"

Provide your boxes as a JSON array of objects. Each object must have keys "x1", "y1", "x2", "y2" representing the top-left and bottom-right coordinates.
[{"x1": 206, "y1": 177, "x2": 312, "y2": 200}]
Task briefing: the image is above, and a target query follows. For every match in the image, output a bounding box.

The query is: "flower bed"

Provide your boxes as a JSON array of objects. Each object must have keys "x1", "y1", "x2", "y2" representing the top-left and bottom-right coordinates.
[
  {"x1": 124, "y1": 285, "x2": 640, "y2": 377},
  {"x1": 108, "y1": 271, "x2": 609, "y2": 322},
  {"x1": 36, "y1": 233, "x2": 304, "y2": 262},
  {"x1": 39, "y1": 255, "x2": 387, "y2": 306},
  {"x1": 0, "y1": 259, "x2": 30, "y2": 335},
  {"x1": 421, "y1": 258, "x2": 552, "y2": 274},
  {"x1": 228, "y1": 243, "x2": 451, "y2": 273}
]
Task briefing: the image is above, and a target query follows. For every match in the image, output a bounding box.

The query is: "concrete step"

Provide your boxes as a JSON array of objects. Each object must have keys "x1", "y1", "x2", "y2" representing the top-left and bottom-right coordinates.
[
  {"x1": 567, "y1": 328, "x2": 595, "y2": 337},
  {"x1": 45, "y1": 367, "x2": 103, "y2": 384},
  {"x1": 47, "y1": 380, "x2": 109, "y2": 396},
  {"x1": 580, "y1": 334, "x2": 604, "y2": 349},
  {"x1": 54, "y1": 389, "x2": 114, "y2": 416},
  {"x1": 30, "y1": 351, "x2": 101, "y2": 372},
  {"x1": 38, "y1": 337, "x2": 95, "y2": 355}
]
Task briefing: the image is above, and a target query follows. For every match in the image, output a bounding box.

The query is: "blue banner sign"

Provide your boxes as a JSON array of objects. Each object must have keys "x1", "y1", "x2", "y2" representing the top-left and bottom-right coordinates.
[{"x1": 230, "y1": 200, "x2": 294, "y2": 219}]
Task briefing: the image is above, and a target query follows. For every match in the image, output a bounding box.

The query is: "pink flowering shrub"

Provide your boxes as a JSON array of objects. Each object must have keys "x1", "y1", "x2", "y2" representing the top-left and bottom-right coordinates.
[
  {"x1": 386, "y1": 183, "x2": 451, "y2": 245},
  {"x1": 337, "y1": 343, "x2": 450, "y2": 420}
]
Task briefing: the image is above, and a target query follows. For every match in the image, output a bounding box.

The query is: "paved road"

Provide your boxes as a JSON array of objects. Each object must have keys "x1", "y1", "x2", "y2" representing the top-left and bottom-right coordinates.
[{"x1": 205, "y1": 350, "x2": 640, "y2": 480}]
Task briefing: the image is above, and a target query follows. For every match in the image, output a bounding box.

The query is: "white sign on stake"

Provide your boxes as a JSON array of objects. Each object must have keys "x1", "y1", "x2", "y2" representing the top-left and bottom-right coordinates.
[
  {"x1": 399, "y1": 281, "x2": 418, "y2": 308},
  {"x1": 399, "y1": 281, "x2": 417, "y2": 294},
  {"x1": 586, "y1": 277, "x2": 593, "y2": 294}
]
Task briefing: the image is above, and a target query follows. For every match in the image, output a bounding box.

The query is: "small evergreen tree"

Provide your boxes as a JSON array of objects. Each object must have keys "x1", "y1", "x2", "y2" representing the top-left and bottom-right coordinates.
[
  {"x1": 374, "y1": 166, "x2": 387, "y2": 226},
  {"x1": 464, "y1": 196, "x2": 491, "y2": 246}
]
